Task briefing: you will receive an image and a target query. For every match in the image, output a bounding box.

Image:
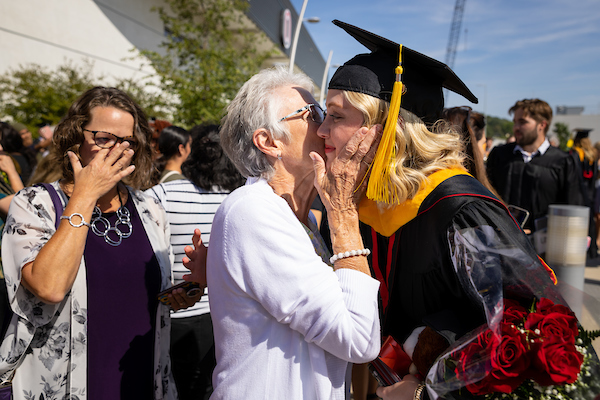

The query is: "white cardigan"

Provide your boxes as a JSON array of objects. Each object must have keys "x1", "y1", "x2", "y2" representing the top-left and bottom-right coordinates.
[{"x1": 207, "y1": 178, "x2": 381, "y2": 400}]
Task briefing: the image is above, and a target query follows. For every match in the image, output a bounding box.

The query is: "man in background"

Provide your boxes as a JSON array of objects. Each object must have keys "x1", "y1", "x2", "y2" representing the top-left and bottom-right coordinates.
[{"x1": 486, "y1": 99, "x2": 584, "y2": 240}]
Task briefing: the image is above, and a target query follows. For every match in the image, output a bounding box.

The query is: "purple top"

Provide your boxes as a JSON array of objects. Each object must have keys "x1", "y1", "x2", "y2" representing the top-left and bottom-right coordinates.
[{"x1": 85, "y1": 193, "x2": 161, "y2": 399}]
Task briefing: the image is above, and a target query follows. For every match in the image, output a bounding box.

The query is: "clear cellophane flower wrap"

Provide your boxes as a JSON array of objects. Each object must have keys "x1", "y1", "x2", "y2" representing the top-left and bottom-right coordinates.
[{"x1": 424, "y1": 224, "x2": 600, "y2": 400}]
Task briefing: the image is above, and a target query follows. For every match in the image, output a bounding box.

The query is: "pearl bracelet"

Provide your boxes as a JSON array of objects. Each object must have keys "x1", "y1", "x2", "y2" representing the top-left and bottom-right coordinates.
[
  {"x1": 60, "y1": 213, "x2": 90, "y2": 228},
  {"x1": 329, "y1": 248, "x2": 371, "y2": 264}
]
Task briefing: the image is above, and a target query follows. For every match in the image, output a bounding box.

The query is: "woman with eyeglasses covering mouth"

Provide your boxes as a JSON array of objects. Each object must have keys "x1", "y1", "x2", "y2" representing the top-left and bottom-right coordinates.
[
  {"x1": 0, "y1": 87, "x2": 197, "y2": 400},
  {"x1": 204, "y1": 65, "x2": 383, "y2": 400}
]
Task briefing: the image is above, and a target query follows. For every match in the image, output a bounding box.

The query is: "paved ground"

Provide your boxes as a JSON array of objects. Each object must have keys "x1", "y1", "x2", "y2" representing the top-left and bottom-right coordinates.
[{"x1": 582, "y1": 260, "x2": 600, "y2": 353}]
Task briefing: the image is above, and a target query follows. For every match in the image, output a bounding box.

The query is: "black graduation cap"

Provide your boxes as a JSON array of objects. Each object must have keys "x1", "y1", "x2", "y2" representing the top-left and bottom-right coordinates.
[
  {"x1": 574, "y1": 128, "x2": 592, "y2": 140},
  {"x1": 328, "y1": 20, "x2": 478, "y2": 125}
]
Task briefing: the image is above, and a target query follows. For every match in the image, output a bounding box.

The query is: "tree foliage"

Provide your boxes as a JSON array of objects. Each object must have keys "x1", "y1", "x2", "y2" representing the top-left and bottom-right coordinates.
[
  {"x1": 139, "y1": 0, "x2": 272, "y2": 127},
  {"x1": 0, "y1": 61, "x2": 96, "y2": 132},
  {"x1": 113, "y1": 76, "x2": 170, "y2": 120},
  {"x1": 485, "y1": 115, "x2": 513, "y2": 140},
  {"x1": 553, "y1": 122, "x2": 571, "y2": 151},
  {"x1": 0, "y1": 61, "x2": 168, "y2": 134}
]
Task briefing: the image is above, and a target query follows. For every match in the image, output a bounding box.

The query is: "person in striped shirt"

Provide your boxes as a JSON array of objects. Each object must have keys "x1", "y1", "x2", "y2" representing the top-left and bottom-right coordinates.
[{"x1": 146, "y1": 124, "x2": 244, "y2": 400}]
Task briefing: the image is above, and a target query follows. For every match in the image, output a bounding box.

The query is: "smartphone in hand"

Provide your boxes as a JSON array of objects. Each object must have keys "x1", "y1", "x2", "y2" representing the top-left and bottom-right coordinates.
[{"x1": 157, "y1": 281, "x2": 202, "y2": 305}]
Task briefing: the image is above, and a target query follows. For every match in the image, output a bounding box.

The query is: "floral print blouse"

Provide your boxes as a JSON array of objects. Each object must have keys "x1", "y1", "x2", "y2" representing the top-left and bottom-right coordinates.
[{"x1": 0, "y1": 182, "x2": 177, "y2": 400}]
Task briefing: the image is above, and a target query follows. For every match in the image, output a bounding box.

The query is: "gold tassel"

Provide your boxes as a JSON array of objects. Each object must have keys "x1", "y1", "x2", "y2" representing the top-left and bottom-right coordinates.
[{"x1": 366, "y1": 45, "x2": 404, "y2": 204}]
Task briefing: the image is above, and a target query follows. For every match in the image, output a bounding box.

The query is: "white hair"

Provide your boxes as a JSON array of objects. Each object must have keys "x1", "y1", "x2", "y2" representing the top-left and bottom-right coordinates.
[{"x1": 220, "y1": 66, "x2": 314, "y2": 179}]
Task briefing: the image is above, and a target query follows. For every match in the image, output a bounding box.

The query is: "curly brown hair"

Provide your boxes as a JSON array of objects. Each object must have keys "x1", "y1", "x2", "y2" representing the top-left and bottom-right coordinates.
[{"x1": 50, "y1": 86, "x2": 155, "y2": 189}]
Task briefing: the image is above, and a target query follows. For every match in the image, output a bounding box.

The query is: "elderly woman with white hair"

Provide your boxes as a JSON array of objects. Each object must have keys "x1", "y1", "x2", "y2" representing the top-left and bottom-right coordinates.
[{"x1": 205, "y1": 66, "x2": 382, "y2": 400}]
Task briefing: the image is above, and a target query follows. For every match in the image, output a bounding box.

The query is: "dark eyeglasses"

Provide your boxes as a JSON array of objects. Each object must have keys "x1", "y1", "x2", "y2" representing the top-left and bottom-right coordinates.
[
  {"x1": 83, "y1": 129, "x2": 137, "y2": 150},
  {"x1": 279, "y1": 104, "x2": 325, "y2": 124}
]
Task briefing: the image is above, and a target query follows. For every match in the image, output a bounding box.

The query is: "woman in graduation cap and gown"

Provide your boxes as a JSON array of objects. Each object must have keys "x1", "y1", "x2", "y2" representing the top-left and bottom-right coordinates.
[{"x1": 318, "y1": 21, "x2": 578, "y2": 400}]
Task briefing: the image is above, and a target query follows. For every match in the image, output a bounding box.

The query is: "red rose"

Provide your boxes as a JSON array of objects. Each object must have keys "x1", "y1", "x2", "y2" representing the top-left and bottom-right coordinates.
[
  {"x1": 455, "y1": 330, "x2": 497, "y2": 395},
  {"x1": 531, "y1": 340, "x2": 583, "y2": 385},
  {"x1": 503, "y1": 300, "x2": 528, "y2": 327},
  {"x1": 536, "y1": 298, "x2": 576, "y2": 319},
  {"x1": 460, "y1": 326, "x2": 531, "y2": 395},
  {"x1": 525, "y1": 312, "x2": 578, "y2": 345},
  {"x1": 455, "y1": 330, "x2": 495, "y2": 378},
  {"x1": 535, "y1": 297, "x2": 556, "y2": 313},
  {"x1": 465, "y1": 374, "x2": 494, "y2": 395},
  {"x1": 485, "y1": 325, "x2": 529, "y2": 393}
]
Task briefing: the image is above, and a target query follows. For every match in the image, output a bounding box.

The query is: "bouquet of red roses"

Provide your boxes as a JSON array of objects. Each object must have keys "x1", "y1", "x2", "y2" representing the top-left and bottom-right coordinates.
[
  {"x1": 419, "y1": 222, "x2": 600, "y2": 400},
  {"x1": 438, "y1": 297, "x2": 600, "y2": 399}
]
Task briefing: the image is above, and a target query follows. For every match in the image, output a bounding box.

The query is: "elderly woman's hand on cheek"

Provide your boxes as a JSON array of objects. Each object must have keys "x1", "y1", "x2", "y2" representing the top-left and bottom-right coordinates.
[
  {"x1": 310, "y1": 124, "x2": 382, "y2": 213},
  {"x1": 376, "y1": 374, "x2": 423, "y2": 400}
]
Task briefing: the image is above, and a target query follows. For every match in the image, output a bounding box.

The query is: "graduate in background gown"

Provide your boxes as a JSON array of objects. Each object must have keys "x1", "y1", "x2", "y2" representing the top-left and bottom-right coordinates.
[
  {"x1": 569, "y1": 129, "x2": 598, "y2": 258},
  {"x1": 486, "y1": 99, "x2": 584, "y2": 235}
]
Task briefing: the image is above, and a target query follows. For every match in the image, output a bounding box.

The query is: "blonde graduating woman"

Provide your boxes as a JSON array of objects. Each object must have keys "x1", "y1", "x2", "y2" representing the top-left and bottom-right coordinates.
[{"x1": 319, "y1": 21, "x2": 569, "y2": 400}]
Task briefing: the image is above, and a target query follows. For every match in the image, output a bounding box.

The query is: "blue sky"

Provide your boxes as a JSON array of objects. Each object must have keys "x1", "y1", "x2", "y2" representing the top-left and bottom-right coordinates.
[{"x1": 290, "y1": 0, "x2": 600, "y2": 119}]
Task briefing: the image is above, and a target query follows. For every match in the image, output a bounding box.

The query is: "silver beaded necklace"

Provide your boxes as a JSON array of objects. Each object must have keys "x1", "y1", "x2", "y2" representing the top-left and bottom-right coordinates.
[{"x1": 90, "y1": 189, "x2": 133, "y2": 246}]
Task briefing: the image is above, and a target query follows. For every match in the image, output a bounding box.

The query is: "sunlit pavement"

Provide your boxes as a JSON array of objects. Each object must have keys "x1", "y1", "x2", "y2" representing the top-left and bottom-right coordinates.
[{"x1": 583, "y1": 260, "x2": 600, "y2": 354}]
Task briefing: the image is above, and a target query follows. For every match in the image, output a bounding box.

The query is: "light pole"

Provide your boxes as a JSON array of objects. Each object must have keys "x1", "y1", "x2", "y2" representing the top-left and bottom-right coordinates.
[
  {"x1": 288, "y1": 0, "x2": 319, "y2": 73},
  {"x1": 319, "y1": 50, "x2": 333, "y2": 107},
  {"x1": 476, "y1": 83, "x2": 487, "y2": 115},
  {"x1": 319, "y1": 62, "x2": 341, "y2": 108}
]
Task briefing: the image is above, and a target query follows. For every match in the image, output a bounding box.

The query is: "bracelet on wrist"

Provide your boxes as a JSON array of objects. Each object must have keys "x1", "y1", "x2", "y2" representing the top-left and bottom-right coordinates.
[
  {"x1": 329, "y1": 248, "x2": 370, "y2": 264},
  {"x1": 60, "y1": 213, "x2": 90, "y2": 228},
  {"x1": 414, "y1": 384, "x2": 426, "y2": 400}
]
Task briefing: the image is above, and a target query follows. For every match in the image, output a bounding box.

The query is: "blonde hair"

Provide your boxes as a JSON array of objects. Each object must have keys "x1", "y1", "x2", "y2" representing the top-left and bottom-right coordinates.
[
  {"x1": 574, "y1": 136, "x2": 596, "y2": 162},
  {"x1": 344, "y1": 91, "x2": 465, "y2": 204}
]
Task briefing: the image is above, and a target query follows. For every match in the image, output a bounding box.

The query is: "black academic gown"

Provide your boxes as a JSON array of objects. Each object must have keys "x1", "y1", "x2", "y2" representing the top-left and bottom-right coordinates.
[
  {"x1": 569, "y1": 148, "x2": 596, "y2": 207},
  {"x1": 358, "y1": 172, "x2": 595, "y2": 399},
  {"x1": 486, "y1": 143, "x2": 584, "y2": 232},
  {"x1": 361, "y1": 174, "x2": 558, "y2": 345}
]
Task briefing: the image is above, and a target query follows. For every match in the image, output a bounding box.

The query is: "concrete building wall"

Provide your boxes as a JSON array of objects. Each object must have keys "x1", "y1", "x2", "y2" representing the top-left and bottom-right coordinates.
[
  {"x1": 551, "y1": 115, "x2": 600, "y2": 144},
  {"x1": 0, "y1": 0, "x2": 162, "y2": 82},
  {"x1": 0, "y1": 0, "x2": 325, "y2": 92}
]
